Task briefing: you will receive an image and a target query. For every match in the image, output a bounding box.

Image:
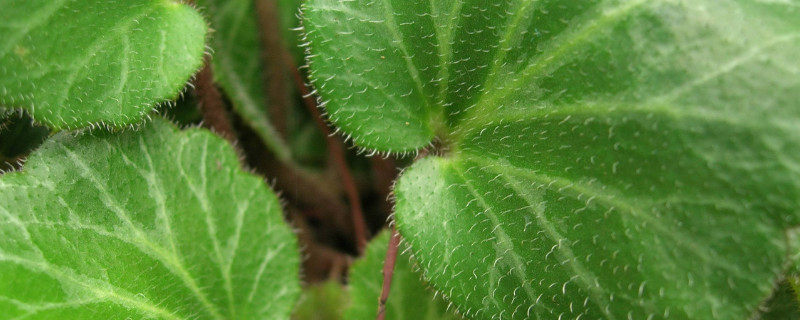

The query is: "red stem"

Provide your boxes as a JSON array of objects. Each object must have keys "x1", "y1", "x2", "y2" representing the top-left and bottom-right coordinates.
[
  {"x1": 254, "y1": 0, "x2": 290, "y2": 139},
  {"x1": 370, "y1": 156, "x2": 398, "y2": 219},
  {"x1": 284, "y1": 53, "x2": 368, "y2": 254},
  {"x1": 194, "y1": 60, "x2": 237, "y2": 144},
  {"x1": 377, "y1": 226, "x2": 401, "y2": 320}
]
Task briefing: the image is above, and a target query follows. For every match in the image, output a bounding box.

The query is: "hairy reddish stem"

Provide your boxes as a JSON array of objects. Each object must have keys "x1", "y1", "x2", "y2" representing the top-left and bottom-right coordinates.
[
  {"x1": 251, "y1": 0, "x2": 367, "y2": 253},
  {"x1": 284, "y1": 53, "x2": 369, "y2": 254},
  {"x1": 254, "y1": 0, "x2": 290, "y2": 139},
  {"x1": 377, "y1": 226, "x2": 401, "y2": 320},
  {"x1": 371, "y1": 156, "x2": 398, "y2": 219},
  {"x1": 194, "y1": 61, "x2": 237, "y2": 143}
]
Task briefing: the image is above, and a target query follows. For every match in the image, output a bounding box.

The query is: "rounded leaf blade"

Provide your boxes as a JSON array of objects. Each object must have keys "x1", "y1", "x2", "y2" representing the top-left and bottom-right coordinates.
[
  {"x1": 0, "y1": 118, "x2": 300, "y2": 319},
  {"x1": 0, "y1": 0, "x2": 206, "y2": 130},
  {"x1": 305, "y1": 0, "x2": 800, "y2": 318}
]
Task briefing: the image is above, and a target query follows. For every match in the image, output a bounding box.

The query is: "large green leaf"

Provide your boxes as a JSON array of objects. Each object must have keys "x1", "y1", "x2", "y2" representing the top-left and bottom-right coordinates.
[
  {"x1": 196, "y1": 0, "x2": 292, "y2": 160},
  {"x1": 345, "y1": 231, "x2": 461, "y2": 320},
  {"x1": 0, "y1": 118, "x2": 300, "y2": 319},
  {"x1": 0, "y1": 0, "x2": 206, "y2": 130},
  {"x1": 304, "y1": 0, "x2": 800, "y2": 319}
]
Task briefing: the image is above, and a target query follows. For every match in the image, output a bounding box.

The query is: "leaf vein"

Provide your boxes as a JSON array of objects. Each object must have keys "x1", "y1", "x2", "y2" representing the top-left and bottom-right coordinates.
[
  {"x1": 62, "y1": 143, "x2": 225, "y2": 320},
  {"x1": 453, "y1": 169, "x2": 547, "y2": 316}
]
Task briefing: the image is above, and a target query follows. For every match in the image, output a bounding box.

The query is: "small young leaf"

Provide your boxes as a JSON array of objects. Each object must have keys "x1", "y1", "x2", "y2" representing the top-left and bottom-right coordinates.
[
  {"x1": 345, "y1": 231, "x2": 461, "y2": 320},
  {"x1": 304, "y1": 0, "x2": 800, "y2": 318},
  {"x1": 0, "y1": 118, "x2": 300, "y2": 319},
  {"x1": 0, "y1": 0, "x2": 206, "y2": 130},
  {"x1": 293, "y1": 280, "x2": 349, "y2": 320},
  {"x1": 196, "y1": 0, "x2": 292, "y2": 160}
]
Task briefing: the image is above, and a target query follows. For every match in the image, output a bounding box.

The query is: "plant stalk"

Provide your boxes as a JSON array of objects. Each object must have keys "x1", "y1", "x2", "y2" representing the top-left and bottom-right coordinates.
[
  {"x1": 377, "y1": 226, "x2": 401, "y2": 320},
  {"x1": 284, "y1": 52, "x2": 369, "y2": 254},
  {"x1": 194, "y1": 60, "x2": 237, "y2": 144},
  {"x1": 254, "y1": 0, "x2": 290, "y2": 139}
]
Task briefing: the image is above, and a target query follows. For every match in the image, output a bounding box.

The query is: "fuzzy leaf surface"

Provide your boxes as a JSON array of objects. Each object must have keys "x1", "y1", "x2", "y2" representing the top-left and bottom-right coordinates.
[
  {"x1": 345, "y1": 231, "x2": 461, "y2": 320},
  {"x1": 0, "y1": 118, "x2": 300, "y2": 319},
  {"x1": 304, "y1": 0, "x2": 800, "y2": 318},
  {"x1": 0, "y1": 0, "x2": 206, "y2": 129}
]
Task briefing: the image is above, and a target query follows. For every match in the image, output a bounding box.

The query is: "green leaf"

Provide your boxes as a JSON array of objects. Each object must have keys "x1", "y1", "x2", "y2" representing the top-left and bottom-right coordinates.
[
  {"x1": 0, "y1": 0, "x2": 206, "y2": 130},
  {"x1": 196, "y1": 0, "x2": 292, "y2": 160},
  {"x1": 303, "y1": 0, "x2": 445, "y2": 152},
  {"x1": 345, "y1": 231, "x2": 461, "y2": 320},
  {"x1": 292, "y1": 280, "x2": 349, "y2": 320},
  {"x1": 304, "y1": 0, "x2": 800, "y2": 319},
  {"x1": 0, "y1": 118, "x2": 300, "y2": 319}
]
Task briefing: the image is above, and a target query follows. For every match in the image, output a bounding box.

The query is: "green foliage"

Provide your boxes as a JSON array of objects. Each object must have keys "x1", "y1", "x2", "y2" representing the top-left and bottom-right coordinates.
[
  {"x1": 197, "y1": 0, "x2": 327, "y2": 166},
  {"x1": 2, "y1": 0, "x2": 800, "y2": 319},
  {"x1": 345, "y1": 231, "x2": 461, "y2": 320},
  {"x1": 196, "y1": 0, "x2": 291, "y2": 160},
  {"x1": 292, "y1": 280, "x2": 349, "y2": 320},
  {"x1": 0, "y1": 0, "x2": 206, "y2": 130},
  {"x1": 304, "y1": 0, "x2": 800, "y2": 319},
  {"x1": 0, "y1": 119, "x2": 300, "y2": 319}
]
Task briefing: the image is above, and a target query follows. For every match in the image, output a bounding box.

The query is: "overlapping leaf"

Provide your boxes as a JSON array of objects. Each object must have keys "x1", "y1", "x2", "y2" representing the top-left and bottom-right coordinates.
[
  {"x1": 304, "y1": 0, "x2": 800, "y2": 318},
  {"x1": 0, "y1": 118, "x2": 300, "y2": 319},
  {"x1": 0, "y1": 0, "x2": 206, "y2": 129}
]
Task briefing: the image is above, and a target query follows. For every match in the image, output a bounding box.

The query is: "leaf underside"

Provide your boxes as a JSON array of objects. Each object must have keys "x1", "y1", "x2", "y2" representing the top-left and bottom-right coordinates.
[
  {"x1": 0, "y1": 0, "x2": 206, "y2": 130},
  {"x1": 345, "y1": 231, "x2": 462, "y2": 320},
  {"x1": 304, "y1": 0, "x2": 800, "y2": 319},
  {"x1": 0, "y1": 118, "x2": 300, "y2": 319}
]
